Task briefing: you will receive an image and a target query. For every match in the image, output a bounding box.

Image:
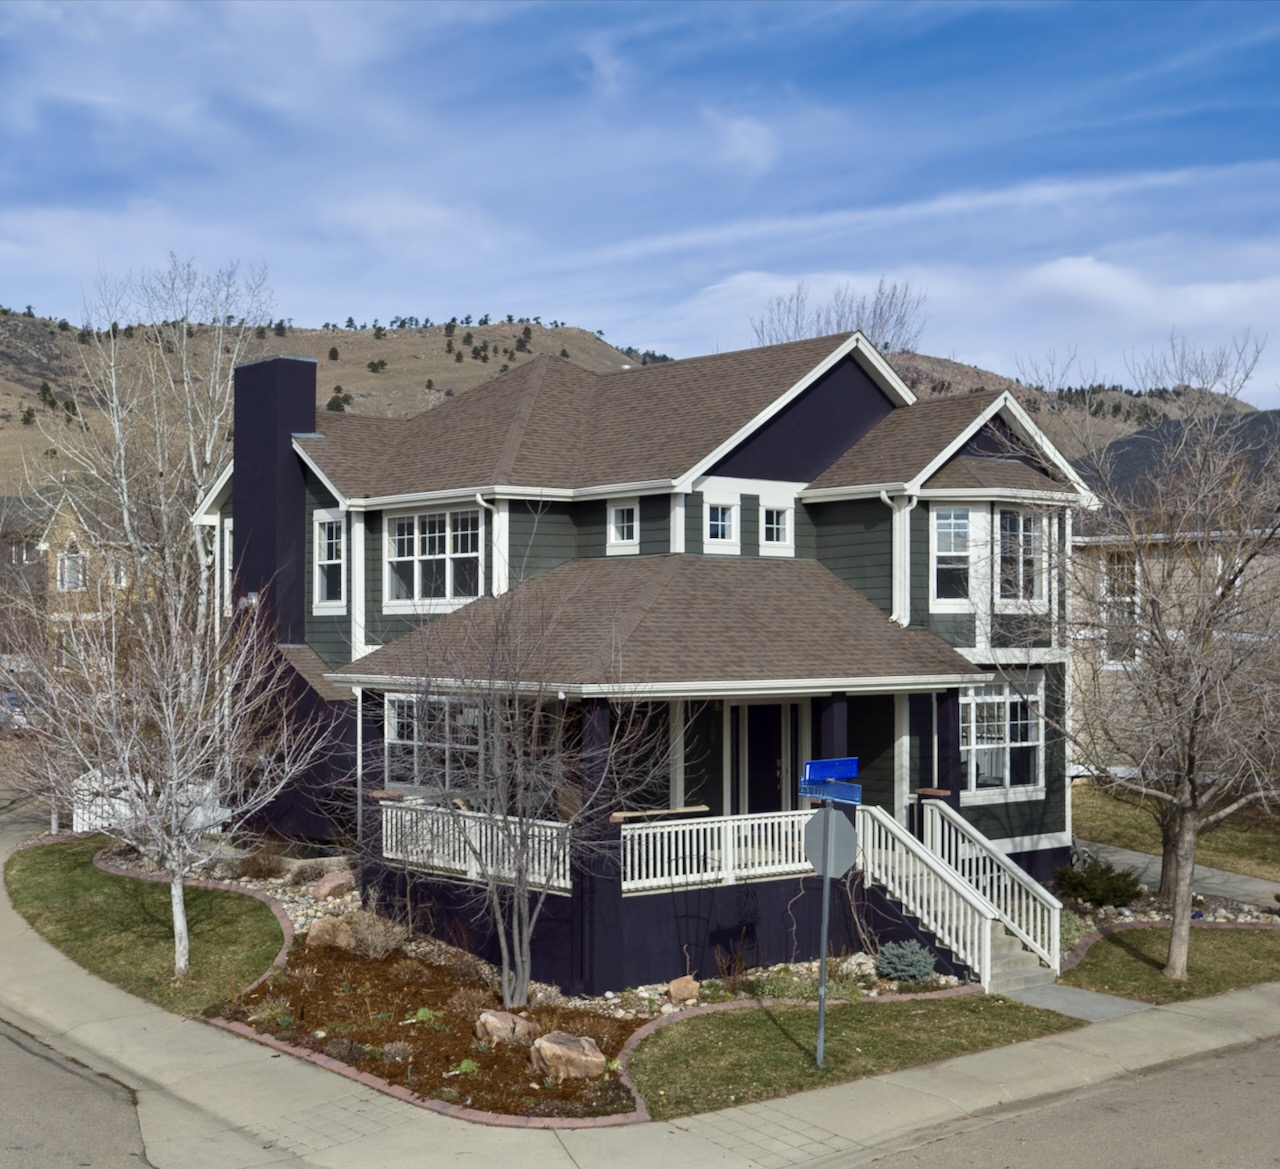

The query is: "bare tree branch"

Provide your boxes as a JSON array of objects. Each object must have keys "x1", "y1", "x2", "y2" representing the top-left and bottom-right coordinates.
[{"x1": 750, "y1": 277, "x2": 927, "y2": 352}]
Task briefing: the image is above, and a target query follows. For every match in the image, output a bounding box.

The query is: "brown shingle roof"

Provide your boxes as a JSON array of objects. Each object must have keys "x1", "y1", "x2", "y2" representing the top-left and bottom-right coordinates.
[
  {"x1": 808, "y1": 391, "x2": 1003, "y2": 490},
  {"x1": 332, "y1": 555, "x2": 982, "y2": 693},
  {"x1": 297, "y1": 335, "x2": 859, "y2": 499},
  {"x1": 922, "y1": 455, "x2": 1073, "y2": 493},
  {"x1": 280, "y1": 645, "x2": 355, "y2": 702}
]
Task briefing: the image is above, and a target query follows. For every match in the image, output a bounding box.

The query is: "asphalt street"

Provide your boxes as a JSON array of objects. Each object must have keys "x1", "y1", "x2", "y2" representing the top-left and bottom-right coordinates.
[
  {"x1": 844, "y1": 1037, "x2": 1280, "y2": 1169},
  {"x1": 0, "y1": 1016, "x2": 150, "y2": 1169}
]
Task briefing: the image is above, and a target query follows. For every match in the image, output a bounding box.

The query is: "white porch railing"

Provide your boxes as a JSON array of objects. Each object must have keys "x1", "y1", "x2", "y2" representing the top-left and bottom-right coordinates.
[
  {"x1": 856, "y1": 804, "x2": 998, "y2": 990},
  {"x1": 620, "y1": 810, "x2": 813, "y2": 892},
  {"x1": 382, "y1": 802, "x2": 572, "y2": 895},
  {"x1": 921, "y1": 799, "x2": 1062, "y2": 973}
]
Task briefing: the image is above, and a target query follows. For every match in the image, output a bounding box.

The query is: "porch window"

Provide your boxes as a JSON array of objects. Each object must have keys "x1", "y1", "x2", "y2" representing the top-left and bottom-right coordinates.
[
  {"x1": 385, "y1": 695, "x2": 483, "y2": 789},
  {"x1": 998, "y1": 509, "x2": 1043, "y2": 601},
  {"x1": 933, "y1": 507, "x2": 970, "y2": 600},
  {"x1": 315, "y1": 511, "x2": 345, "y2": 607},
  {"x1": 1102, "y1": 548, "x2": 1139, "y2": 663},
  {"x1": 959, "y1": 683, "x2": 1042, "y2": 791},
  {"x1": 387, "y1": 508, "x2": 481, "y2": 602}
]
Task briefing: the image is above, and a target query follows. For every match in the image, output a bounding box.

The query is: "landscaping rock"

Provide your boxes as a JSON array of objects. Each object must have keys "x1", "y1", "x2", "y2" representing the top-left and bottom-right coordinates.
[
  {"x1": 668, "y1": 974, "x2": 700, "y2": 1005},
  {"x1": 312, "y1": 869, "x2": 354, "y2": 900},
  {"x1": 530, "y1": 1032, "x2": 606, "y2": 1082},
  {"x1": 475, "y1": 1010, "x2": 541, "y2": 1044},
  {"x1": 306, "y1": 914, "x2": 357, "y2": 950}
]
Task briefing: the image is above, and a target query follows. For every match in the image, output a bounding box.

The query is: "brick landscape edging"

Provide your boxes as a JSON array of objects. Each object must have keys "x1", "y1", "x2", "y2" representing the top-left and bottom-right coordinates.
[{"x1": 91, "y1": 848, "x2": 294, "y2": 992}]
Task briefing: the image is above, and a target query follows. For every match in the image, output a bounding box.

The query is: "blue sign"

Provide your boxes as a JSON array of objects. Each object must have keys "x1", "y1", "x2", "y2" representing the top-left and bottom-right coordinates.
[{"x1": 800, "y1": 757, "x2": 861, "y2": 806}]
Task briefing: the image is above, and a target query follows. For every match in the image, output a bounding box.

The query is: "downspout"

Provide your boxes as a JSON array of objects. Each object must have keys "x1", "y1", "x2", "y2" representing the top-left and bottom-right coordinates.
[{"x1": 880, "y1": 491, "x2": 919, "y2": 626}]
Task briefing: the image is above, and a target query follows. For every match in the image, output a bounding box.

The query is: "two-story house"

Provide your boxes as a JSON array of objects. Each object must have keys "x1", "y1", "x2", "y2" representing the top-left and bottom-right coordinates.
[{"x1": 199, "y1": 333, "x2": 1087, "y2": 993}]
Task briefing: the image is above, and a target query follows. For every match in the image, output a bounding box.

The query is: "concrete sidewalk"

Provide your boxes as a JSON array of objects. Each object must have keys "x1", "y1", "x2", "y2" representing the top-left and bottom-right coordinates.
[
  {"x1": 3, "y1": 796, "x2": 1279, "y2": 1169},
  {"x1": 1083, "y1": 840, "x2": 1280, "y2": 907}
]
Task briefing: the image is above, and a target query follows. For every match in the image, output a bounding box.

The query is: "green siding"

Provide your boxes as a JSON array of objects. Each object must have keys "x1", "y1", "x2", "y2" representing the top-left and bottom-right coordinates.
[
  {"x1": 794, "y1": 504, "x2": 817, "y2": 559},
  {"x1": 638, "y1": 495, "x2": 670, "y2": 555},
  {"x1": 810, "y1": 499, "x2": 893, "y2": 613},
  {"x1": 929, "y1": 613, "x2": 976, "y2": 648},
  {"x1": 508, "y1": 501, "x2": 576, "y2": 581},
  {"x1": 846, "y1": 695, "x2": 895, "y2": 811},
  {"x1": 303, "y1": 472, "x2": 351, "y2": 666},
  {"x1": 575, "y1": 501, "x2": 607, "y2": 559},
  {"x1": 740, "y1": 494, "x2": 760, "y2": 557},
  {"x1": 992, "y1": 612, "x2": 1052, "y2": 649},
  {"x1": 685, "y1": 493, "x2": 703, "y2": 555},
  {"x1": 909, "y1": 504, "x2": 929, "y2": 626}
]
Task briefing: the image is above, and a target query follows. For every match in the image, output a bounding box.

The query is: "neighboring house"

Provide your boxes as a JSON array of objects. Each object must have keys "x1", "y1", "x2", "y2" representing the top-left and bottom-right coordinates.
[
  {"x1": 198, "y1": 334, "x2": 1088, "y2": 993},
  {"x1": 0, "y1": 489, "x2": 53, "y2": 672}
]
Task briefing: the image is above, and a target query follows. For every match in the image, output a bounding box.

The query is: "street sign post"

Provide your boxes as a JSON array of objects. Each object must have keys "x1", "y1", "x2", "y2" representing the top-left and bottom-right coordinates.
[{"x1": 800, "y1": 757, "x2": 860, "y2": 1069}]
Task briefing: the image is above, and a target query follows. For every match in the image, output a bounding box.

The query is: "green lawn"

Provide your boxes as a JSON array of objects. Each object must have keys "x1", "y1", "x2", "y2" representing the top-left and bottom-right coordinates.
[
  {"x1": 1062, "y1": 925, "x2": 1280, "y2": 1004},
  {"x1": 1071, "y1": 782, "x2": 1280, "y2": 884},
  {"x1": 5, "y1": 836, "x2": 283, "y2": 1016},
  {"x1": 627, "y1": 997, "x2": 1082, "y2": 1120}
]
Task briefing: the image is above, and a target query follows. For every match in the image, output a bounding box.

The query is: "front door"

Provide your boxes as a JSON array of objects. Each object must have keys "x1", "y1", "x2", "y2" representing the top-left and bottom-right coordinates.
[{"x1": 728, "y1": 702, "x2": 806, "y2": 814}]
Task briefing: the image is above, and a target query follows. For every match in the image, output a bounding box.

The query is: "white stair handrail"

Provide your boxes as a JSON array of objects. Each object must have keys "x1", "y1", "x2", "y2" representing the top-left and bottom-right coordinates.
[
  {"x1": 856, "y1": 804, "x2": 997, "y2": 990},
  {"x1": 921, "y1": 799, "x2": 1061, "y2": 973}
]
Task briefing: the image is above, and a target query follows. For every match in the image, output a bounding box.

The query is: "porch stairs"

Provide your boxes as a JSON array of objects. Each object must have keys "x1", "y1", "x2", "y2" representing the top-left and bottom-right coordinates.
[{"x1": 857, "y1": 801, "x2": 1061, "y2": 995}]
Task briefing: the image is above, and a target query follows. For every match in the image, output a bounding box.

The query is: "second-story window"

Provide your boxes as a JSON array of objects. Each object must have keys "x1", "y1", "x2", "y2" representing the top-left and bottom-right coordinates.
[
  {"x1": 934, "y1": 507, "x2": 970, "y2": 599},
  {"x1": 707, "y1": 504, "x2": 735, "y2": 542},
  {"x1": 388, "y1": 508, "x2": 481, "y2": 601},
  {"x1": 315, "y1": 512, "x2": 345, "y2": 606},
  {"x1": 762, "y1": 508, "x2": 789, "y2": 545},
  {"x1": 57, "y1": 541, "x2": 86, "y2": 592},
  {"x1": 1102, "y1": 548, "x2": 1139, "y2": 663},
  {"x1": 608, "y1": 499, "x2": 639, "y2": 552},
  {"x1": 999, "y1": 509, "x2": 1043, "y2": 601}
]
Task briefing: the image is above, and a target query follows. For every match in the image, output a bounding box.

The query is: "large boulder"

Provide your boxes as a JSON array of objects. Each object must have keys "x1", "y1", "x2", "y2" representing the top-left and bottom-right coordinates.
[
  {"x1": 530, "y1": 1032, "x2": 607, "y2": 1082},
  {"x1": 668, "y1": 974, "x2": 701, "y2": 1005},
  {"x1": 312, "y1": 869, "x2": 354, "y2": 900},
  {"x1": 475, "y1": 1010, "x2": 541, "y2": 1045},
  {"x1": 305, "y1": 914, "x2": 356, "y2": 950}
]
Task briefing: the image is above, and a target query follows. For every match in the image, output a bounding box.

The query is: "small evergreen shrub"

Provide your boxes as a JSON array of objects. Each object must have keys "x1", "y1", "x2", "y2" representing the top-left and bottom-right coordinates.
[
  {"x1": 1054, "y1": 859, "x2": 1142, "y2": 907},
  {"x1": 875, "y1": 939, "x2": 937, "y2": 983},
  {"x1": 328, "y1": 346, "x2": 339, "y2": 361}
]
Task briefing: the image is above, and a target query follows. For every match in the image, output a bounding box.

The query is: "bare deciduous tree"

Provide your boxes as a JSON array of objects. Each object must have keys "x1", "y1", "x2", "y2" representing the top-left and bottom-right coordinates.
[
  {"x1": 750, "y1": 277, "x2": 927, "y2": 352},
  {"x1": 369, "y1": 579, "x2": 678, "y2": 1008},
  {"x1": 14, "y1": 570, "x2": 333, "y2": 977},
  {"x1": 1066, "y1": 331, "x2": 1280, "y2": 980}
]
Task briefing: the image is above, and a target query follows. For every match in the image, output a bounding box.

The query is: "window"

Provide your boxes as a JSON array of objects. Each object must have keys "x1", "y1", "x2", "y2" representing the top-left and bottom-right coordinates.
[
  {"x1": 221, "y1": 518, "x2": 234, "y2": 616},
  {"x1": 959, "y1": 683, "x2": 1042, "y2": 792},
  {"x1": 707, "y1": 504, "x2": 735, "y2": 542},
  {"x1": 315, "y1": 512, "x2": 345, "y2": 606},
  {"x1": 56, "y1": 542, "x2": 85, "y2": 592},
  {"x1": 385, "y1": 696, "x2": 483, "y2": 789},
  {"x1": 607, "y1": 499, "x2": 639, "y2": 552},
  {"x1": 110, "y1": 558, "x2": 128, "y2": 589},
  {"x1": 762, "y1": 508, "x2": 789, "y2": 545},
  {"x1": 934, "y1": 508, "x2": 970, "y2": 600},
  {"x1": 387, "y1": 508, "x2": 481, "y2": 602},
  {"x1": 1102, "y1": 548, "x2": 1138, "y2": 663},
  {"x1": 999, "y1": 509, "x2": 1043, "y2": 601}
]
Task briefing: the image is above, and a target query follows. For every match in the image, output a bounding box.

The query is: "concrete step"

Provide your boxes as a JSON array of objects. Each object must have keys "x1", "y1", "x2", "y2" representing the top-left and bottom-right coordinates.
[{"x1": 987, "y1": 964, "x2": 1059, "y2": 994}]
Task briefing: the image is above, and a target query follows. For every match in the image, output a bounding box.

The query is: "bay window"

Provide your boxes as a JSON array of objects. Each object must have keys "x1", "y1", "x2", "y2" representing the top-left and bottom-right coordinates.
[{"x1": 998, "y1": 509, "x2": 1043, "y2": 601}]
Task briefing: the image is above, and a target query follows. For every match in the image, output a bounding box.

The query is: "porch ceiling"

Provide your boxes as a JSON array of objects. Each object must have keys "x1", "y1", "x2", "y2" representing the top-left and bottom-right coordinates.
[{"x1": 330, "y1": 554, "x2": 985, "y2": 696}]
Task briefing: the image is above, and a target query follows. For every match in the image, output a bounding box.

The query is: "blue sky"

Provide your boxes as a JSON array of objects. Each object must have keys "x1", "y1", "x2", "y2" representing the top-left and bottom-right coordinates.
[{"x1": 2, "y1": 1, "x2": 1279, "y2": 400}]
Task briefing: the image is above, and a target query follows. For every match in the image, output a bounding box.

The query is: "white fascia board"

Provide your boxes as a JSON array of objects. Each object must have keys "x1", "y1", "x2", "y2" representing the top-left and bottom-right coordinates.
[
  {"x1": 291, "y1": 442, "x2": 350, "y2": 509},
  {"x1": 675, "y1": 333, "x2": 916, "y2": 492},
  {"x1": 329, "y1": 671, "x2": 991, "y2": 699},
  {"x1": 351, "y1": 486, "x2": 534, "y2": 510},
  {"x1": 798, "y1": 481, "x2": 909, "y2": 503},
  {"x1": 914, "y1": 487, "x2": 1084, "y2": 505},
  {"x1": 192, "y1": 461, "x2": 234, "y2": 524},
  {"x1": 562, "y1": 480, "x2": 675, "y2": 502},
  {"x1": 354, "y1": 482, "x2": 678, "y2": 509}
]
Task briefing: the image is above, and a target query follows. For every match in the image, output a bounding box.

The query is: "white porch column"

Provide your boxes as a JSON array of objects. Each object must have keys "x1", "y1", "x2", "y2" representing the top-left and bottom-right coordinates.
[{"x1": 893, "y1": 692, "x2": 910, "y2": 826}]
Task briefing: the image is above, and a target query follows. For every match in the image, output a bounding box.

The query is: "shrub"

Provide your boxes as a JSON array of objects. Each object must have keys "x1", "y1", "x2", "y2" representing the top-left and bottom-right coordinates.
[
  {"x1": 288, "y1": 859, "x2": 331, "y2": 885},
  {"x1": 328, "y1": 346, "x2": 339, "y2": 361},
  {"x1": 323, "y1": 1037, "x2": 367, "y2": 1063},
  {"x1": 389, "y1": 958, "x2": 431, "y2": 986},
  {"x1": 1054, "y1": 859, "x2": 1142, "y2": 907},
  {"x1": 875, "y1": 940, "x2": 937, "y2": 983},
  {"x1": 343, "y1": 909, "x2": 409, "y2": 958},
  {"x1": 247, "y1": 994, "x2": 293, "y2": 1027},
  {"x1": 239, "y1": 843, "x2": 287, "y2": 880},
  {"x1": 382, "y1": 1040, "x2": 414, "y2": 1063},
  {"x1": 447, "y1": 984, "x2": 495, "y2": 1017}
]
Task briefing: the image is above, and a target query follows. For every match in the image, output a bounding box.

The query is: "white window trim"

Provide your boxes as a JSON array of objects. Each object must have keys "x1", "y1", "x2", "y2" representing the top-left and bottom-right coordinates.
[
  {"x1": 221, "y1": 517, "x2": 234, "y2": 618},
  {"x1": 382, "y1": 506, "x2": 485, "y2": 616},
  {"x1": 957, "y1": 680, "x2": 1045, "y2": 805},
  {"x1": 606, "y1": 497, "x2": 640, "y2": 555},
  {"x1": 56, "y1": 544, "x2": 86, "y2": 593},
  {"x1": 993, "y1": 507, "x2": 1050, "y2": 613},
  {"x1": 313, "y1": 507, "x2": 346, "y2": 614},
  {"x1": 704, "y1": 501, "x2": 740, "y2": 554},
  {"x1": 760, "y1": 505, "x2": 794, "y2": 558},
  {"x1": 1100, "y1": 547, "x2": 1140, "y2": 668},
  {"x1": 930, "y1": 504, "x2": 979, "y2": 612}
]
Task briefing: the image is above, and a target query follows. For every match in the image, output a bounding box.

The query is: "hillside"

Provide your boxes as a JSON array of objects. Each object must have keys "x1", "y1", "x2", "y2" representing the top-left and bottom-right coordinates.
[{"x1": 0, "y1": 309, "x2": 1254, "y2": 494}]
